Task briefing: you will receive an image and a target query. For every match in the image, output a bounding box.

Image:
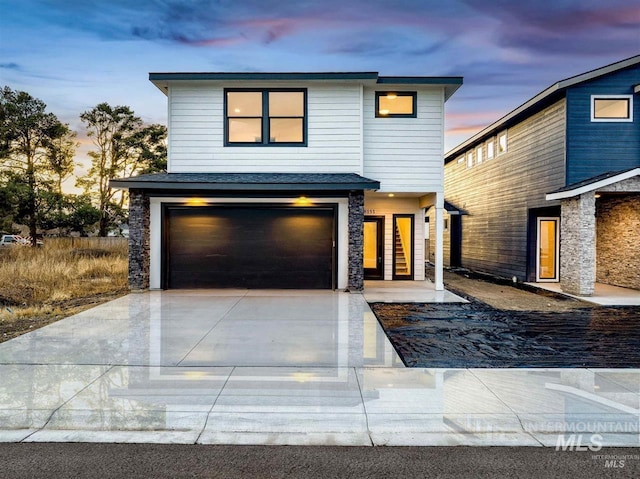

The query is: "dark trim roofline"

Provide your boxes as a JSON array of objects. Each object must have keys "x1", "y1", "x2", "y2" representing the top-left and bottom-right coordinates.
[
  {"x1": 149, "y1": 72, "x2": 463, "y2": 101},
  {"x1": 445, "y1": 54, "x2": 640, "y2": 162},
  {"x1": 110, "y1": 172, "x2": 380, "y2": 192},
  {"x1": 110, "y1": 180, "x2": 379, "y2": 191}
]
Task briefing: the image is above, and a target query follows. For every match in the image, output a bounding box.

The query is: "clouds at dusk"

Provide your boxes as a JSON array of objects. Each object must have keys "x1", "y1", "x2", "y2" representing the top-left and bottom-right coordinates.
[{"x1": 1, "y1": 0, "x2": 638, "y2": 150}]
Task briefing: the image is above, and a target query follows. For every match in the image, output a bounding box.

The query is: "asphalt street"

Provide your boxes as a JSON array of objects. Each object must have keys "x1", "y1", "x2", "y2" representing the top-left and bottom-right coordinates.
[{"x1": 1, "y1": 444, "x2": 638, "y2": 478}]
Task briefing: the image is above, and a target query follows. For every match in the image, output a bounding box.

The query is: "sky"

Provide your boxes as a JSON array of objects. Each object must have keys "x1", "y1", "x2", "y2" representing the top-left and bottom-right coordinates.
[{"x1": 1, "y1": 0, "x2": 639, "y2": 187}]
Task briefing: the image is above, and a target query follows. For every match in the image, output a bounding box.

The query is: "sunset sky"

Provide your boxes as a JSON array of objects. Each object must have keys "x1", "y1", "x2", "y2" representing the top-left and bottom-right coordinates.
[{"x1": 1, "y1": 0, "x2": 639, "y2": 167}]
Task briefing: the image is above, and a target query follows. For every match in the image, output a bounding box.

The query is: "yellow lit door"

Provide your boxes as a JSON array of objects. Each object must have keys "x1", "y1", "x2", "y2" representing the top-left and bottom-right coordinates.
[
  {"x1": 537, "y1": 218, "x2": 559, "y2": 281},
  {"x1": 364, "y1": 217, "x2": 384, "y2": 279}
]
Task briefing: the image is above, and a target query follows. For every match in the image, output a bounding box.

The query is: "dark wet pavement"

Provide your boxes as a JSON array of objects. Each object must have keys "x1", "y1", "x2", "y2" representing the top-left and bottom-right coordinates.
[{"x1": 370, "y1": 302, "x2": 640, "y2": 368}]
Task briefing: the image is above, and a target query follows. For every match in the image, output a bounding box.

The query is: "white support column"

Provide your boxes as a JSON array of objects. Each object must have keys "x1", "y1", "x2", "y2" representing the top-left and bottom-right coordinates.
[{"x1": 434, "y1": 192, "x2": 444, "y2": 291}]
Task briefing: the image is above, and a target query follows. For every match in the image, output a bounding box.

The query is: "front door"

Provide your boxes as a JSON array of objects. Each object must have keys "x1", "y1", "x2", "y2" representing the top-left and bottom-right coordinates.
[
  {"x1": 537, "y1": 217, "x2": 559, "y2": 282},
  {"x1": 363, "y1": 216, "x2": 384, "y2": 279}
]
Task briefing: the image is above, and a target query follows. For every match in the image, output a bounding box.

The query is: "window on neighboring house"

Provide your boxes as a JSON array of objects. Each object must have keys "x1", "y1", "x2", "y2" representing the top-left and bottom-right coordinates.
[
  {"x1": 375, "y1": 92, "x2": 417, "y2": 118},
  {"x1": 486, "y1": 139, "x2": 495, "y2": 159},
  {"x1": 466, "y1": 151, "x2": 474, "y2": 168},
  {"x1": 476, "y1": 145, "x2": 483, "y2": 164},
  {"x1": 591, "y1": 95, "x2": 633, "y2": 122},
  {"x1": 457, "y1": 155, "x2": 465, "y2": 164},
  {"x1": 225, "y1": 89, "x2": 306, "y2": 145},
  {"x1": 497, "y1": 131, "x2": 508, "y2": 155}
]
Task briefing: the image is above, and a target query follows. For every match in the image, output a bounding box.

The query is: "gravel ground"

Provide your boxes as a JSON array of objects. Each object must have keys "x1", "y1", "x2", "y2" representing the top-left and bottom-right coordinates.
[{"x1": 371, "y1": 269, "x2": 640, "y2": 368}]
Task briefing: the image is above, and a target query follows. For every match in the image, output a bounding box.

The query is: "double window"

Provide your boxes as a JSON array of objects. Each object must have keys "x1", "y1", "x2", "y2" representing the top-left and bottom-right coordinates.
[
  {"x1": 225, "y1": 89, "x2": 306, "y2": 145},
  {"x1": 591, "y1": 95, "x2": 633, "y2": 122},
  {"x1": 375, "y1": 91, "x2": 417, "y2": 118}
]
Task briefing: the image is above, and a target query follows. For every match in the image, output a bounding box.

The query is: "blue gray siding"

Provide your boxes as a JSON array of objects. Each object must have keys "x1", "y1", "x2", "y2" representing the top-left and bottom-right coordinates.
[{"x1": 565, "y1": 65, "x2": 640, "y2": 185}]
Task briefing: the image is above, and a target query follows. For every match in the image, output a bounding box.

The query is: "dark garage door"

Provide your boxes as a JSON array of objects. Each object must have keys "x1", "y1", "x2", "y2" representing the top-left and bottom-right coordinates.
[{"x1": 165, "y1": 205, "x2": 335, "y2": 289}]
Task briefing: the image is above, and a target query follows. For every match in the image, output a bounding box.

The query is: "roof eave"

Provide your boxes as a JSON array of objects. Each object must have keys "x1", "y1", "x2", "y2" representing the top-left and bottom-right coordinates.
[
  {"x1": 109, "y1": 180, "x2": 380, "y2": 191},
  {"x1": 545, "y1": 167, "x2": 640, "y2": 200}
]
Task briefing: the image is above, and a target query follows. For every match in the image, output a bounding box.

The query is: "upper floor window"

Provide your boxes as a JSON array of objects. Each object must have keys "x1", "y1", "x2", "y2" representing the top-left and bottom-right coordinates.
[
  {"x1": 466, "y1": 151, "x2": 474, "y2": 168},
  {"x1": 486, "y1": 139, "x2": 495, "y2": 159},
  {"x1": 591, "y1": 95, "x2": 633, "y2": 122},
  {"x1": 476, "y1": 145, "x2": 483, "y2": 164},
  {"x1": 497, "y1": 131, "x2": 508, "y2": 155},
  {"x1": 225, "y1": 89, "x2": 306, "y2": 146},
  {"x1": 375, "y1": 92, "x2": 417, "y2": 118}
]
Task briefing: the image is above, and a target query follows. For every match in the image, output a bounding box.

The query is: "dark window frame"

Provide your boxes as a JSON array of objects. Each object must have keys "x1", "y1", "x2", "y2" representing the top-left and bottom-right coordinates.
[
  {"x1": 375, "y1": 91, "x2": 417, "y2": 118},
  {"x1": 224, "y1": 88, "x2": 307, "y2": 146}
]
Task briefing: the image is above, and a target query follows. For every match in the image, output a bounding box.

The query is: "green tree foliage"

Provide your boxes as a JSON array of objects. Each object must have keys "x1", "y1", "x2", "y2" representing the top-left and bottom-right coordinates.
[
  {"x1": 79, "y1": 103, "x2": 166, "y2": 236},
  {"x1": 0, "y1": 86, "x2": 76, "y2": 244}
]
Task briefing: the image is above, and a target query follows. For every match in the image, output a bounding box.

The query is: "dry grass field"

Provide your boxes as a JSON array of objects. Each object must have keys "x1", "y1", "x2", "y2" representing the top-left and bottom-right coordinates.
[{"x1": 0, "y1": 238, "x2": 129, "y2": 341}]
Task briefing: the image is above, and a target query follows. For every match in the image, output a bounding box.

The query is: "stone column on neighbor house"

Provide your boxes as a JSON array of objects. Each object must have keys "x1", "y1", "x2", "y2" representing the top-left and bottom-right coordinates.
[
  {"x1": 128, "y1": 189, "x2": 150, "y2": 291},
  {"x1": 560, "y1": 192, "x2": 596, "y2": 296},
  {"x1": 348, "y1": 190, "x2": 365, "y2": 292}
]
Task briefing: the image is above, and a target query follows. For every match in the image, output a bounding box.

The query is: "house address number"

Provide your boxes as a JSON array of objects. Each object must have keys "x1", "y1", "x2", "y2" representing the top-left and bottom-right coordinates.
[{"x1": 364, "y1": 209, "x2": 376, "y2": 214}]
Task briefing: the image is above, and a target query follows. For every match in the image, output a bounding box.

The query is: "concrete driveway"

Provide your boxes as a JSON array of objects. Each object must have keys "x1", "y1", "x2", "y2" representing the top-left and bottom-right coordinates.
[{"x1": 0, "y1": 290, "x2": 639, "y2": 447}]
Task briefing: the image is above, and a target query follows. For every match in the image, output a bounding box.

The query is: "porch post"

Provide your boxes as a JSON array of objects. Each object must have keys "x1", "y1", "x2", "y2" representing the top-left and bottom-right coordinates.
[
  {"x1": 434, "y1": 192, "x2": 444, "y2": 291},
  {"x1": 560, "y1": 192, "x2": 596, "y2": 296},
  {"x1": 348, "y1": 190, "x2": 365, "y2": 292}
]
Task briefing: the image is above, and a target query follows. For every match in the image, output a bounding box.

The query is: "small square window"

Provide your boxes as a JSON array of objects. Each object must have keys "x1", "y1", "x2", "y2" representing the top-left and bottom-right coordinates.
[
  {"x1": 466, "y1": 151, "x2": 474, "y2": 168},
  {"x1": 486, "y1": 139, "x2": 495, "y2": 159},
  {"x1": 497, "y1": 131, "x2": 508, "y2": 155},
  {"x1": 591, "y1": 95, "x2": 633, "y2": 122},
  {"x1": 376, "y1": 92, "x2": 417, "y2": 118},
  {"x1": 476, "y1": 145, "x2": 483, "y2": 164},
  {"x1": 457, "y1": 155, "x2": 465, "y2": 164}
]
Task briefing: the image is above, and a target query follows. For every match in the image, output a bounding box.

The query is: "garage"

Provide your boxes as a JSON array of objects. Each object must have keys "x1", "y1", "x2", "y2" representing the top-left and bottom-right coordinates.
[{"x1": 164, "y1": 205, "x2": 336, "y2": 289}]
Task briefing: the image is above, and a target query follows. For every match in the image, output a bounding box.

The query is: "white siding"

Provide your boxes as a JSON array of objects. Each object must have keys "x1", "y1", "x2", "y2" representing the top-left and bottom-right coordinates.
[
  {"x1": 168, "y1": 82, "x2": 362, "y2": 173},
  {"x1": 363, "y1": 86, "x2": 444, "y2": 193}
]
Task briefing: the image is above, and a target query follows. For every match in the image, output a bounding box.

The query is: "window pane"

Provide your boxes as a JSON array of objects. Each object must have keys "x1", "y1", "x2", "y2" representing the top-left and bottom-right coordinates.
[
  {"x1": 394, "y1": 217, "x2": 412, "y2": 276},
  {"x1": 538, "y1": 220, "x2": 557, "y2": 280},
  {"x1": 498, "y1": 133, "x2": 507, "y2": 154},
  {"x1": 228, "y1": 118, "x2": 262, "y2": 143},
  {"x1": 227, "y1": 92, "x2": 262, "y2": 117},
  {"x1": 269, "y1": 118, "x2": 303, "y2": 143},
  {"x1": 363, "y1": 222, "x2": 378, "y2": 269},
  {"x1": 594, "y1": 98, "x2": 629, "y2": 119},
  {"x1": 269, "y1": 92, "x2": 304, "y2": 117},
  {"x1": 487, "y1": 140, "x2": 494, "y2": 159},
  {"x1": 378, "y1": 94, "x2": 414, "y2": 115}
]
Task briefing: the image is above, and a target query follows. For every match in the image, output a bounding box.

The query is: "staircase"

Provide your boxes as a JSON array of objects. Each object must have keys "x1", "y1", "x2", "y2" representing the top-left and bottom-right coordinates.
[{"x1": 394, "y1": 225, "x2": 409, "y2": 275}]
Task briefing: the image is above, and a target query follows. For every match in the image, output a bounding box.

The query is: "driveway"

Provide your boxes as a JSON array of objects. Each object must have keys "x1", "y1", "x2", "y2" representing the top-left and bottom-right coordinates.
[{"x1": 0, "y1": 291, "x2": 639, "y2": 447}]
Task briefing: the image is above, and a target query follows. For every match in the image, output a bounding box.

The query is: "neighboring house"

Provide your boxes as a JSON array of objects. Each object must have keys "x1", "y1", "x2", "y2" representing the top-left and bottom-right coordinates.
[
  {"x1": 111, "y1": 72, "x2": 462, "y2": 291},
  {"x1": 434, "y1": 55, "x2": 640, "y2": 296}
]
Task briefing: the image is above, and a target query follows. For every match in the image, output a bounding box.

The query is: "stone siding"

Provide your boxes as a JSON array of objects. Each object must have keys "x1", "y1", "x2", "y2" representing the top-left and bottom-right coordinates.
[
  {"x1": 348, "y1": 191, "x2": 365, "y2": 291},
  {"x1": 560, "y1": 192, "x2": 596, "y2": 296},
  {"x1": 596, "y1": 194, "x2": 640, "y2": 290},
  {"x1": 128, "y1": 189, "x2": 150, "y2": 290}
]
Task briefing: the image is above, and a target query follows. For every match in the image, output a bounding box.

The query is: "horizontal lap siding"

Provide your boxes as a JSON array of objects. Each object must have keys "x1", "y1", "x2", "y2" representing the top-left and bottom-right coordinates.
[
  {"x1": 168, "y1": 83, "x2": 361, "y2": 173},
  {"x1": 566, "y1": 65, "x2": 640, "y2": 185},
  {"x1": 443, "y1": 99, "x2": 566, "y2": 280},
  {"x1": 363, "y1": 87, "x2": 444, "y2": 192}
]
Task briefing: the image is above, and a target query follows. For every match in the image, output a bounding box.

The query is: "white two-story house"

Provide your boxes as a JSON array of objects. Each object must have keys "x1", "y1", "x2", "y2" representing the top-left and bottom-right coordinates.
[{"x1": 111, "y1": 72, "x2": 462, "y2": 292}]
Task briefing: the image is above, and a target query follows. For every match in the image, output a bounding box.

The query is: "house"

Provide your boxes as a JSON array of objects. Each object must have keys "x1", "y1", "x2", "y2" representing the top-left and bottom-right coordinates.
[
  {"x1": 111, "y1": 72, "x2": 462, "y2": 291},
  {"x1": 435, "y1": 55, "x2": 640, "y2": 296}
]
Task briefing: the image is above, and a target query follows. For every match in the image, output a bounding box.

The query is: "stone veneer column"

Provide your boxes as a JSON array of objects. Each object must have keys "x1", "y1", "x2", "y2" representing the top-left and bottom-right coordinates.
[
  {"x1": 560, "y1": 192, "x2": 595, "y2": 296},
  {"x1": 348, "y1": 191, "x2": 365, "y2": 292},
  {"x1": 128, "y1": 189, "x2": 150, "y2": 291}
]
